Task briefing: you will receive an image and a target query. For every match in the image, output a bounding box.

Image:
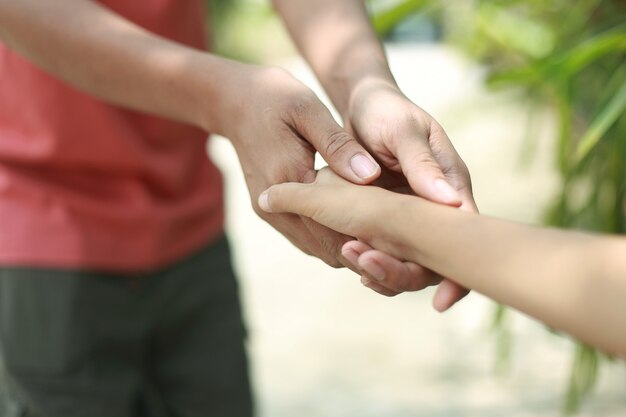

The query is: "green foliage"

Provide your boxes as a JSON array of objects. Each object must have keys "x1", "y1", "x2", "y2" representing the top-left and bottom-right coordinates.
[
  {"x1": 210, "y1": 0, "x2": 624, "y2": 412},
  {"x1": 371, "y1": 0, "x2": 626, "y2": 413},
  {"x1": 368, "y1": 0, "x2": 433, "y2": 37},
  {"x1": 565, "y1": 345, "x2": 601, "y2": 415},
  {"x1": 490, "y1": 304, "x2": 513, "y2": 374},
  {"x1": 206, "y1": 0, "x2": 287, "y2": 63},
  {"x1": 576, "y1": 79, "x2": 626, "y2": 163}
]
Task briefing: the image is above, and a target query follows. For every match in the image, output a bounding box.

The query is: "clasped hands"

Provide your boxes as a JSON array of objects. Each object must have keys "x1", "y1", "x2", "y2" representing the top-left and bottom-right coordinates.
[{"x1": 227, "y1": 67, "x2": 477, "y2": 311}]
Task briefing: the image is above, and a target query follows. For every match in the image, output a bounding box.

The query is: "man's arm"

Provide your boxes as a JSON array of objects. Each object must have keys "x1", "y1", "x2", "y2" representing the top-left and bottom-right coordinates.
[
  {"x1": 0, "y1": 0, "x2": 236, "y2": 133},
  {"x1": 0, "y1": 0, "x2": 383, "y2": 270},
  {"x1": 273, "y1": 0, "x2": 477, "y2": 308},
  {"x1": 261, "y1": 168, "x2": 626, "y2": 358},
  {"x1": 271, "y1": 0, "x2": 394, "y2": 117}
]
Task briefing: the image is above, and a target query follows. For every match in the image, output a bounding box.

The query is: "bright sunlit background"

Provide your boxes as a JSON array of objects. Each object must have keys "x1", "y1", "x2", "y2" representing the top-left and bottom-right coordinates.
[{"x1": 206, "y1": 1, "x2": 626, "y2": 416}]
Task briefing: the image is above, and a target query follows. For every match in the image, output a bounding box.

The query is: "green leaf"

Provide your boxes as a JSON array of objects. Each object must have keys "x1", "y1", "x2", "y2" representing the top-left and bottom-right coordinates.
[
  {"x1": 475, "y1": 3, "x2": 556, "y2": 59},
  {"x1": 487, "y1": 24, "x2": 626, "y2": 88},
  {"x1": 575, "y1": 80, "x2": 626, "y2": 163},
  {"x1": 490, "y1": 304, "x2": 513, "y2": 374},
  {"x1": 371, "y1": 0, "x2": 432, "y2": 37},
  {"x1": 557, "y1": 27, "x2": 626, "y2": 76},
  {"x1": 564, "y1": 344, "x2": 599, "y2": 415}
]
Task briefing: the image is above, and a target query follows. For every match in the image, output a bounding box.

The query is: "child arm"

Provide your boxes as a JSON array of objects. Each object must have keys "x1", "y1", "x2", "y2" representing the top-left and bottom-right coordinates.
[{"x1": 260, "y1": 168, "x2": 626, "y2": 357}]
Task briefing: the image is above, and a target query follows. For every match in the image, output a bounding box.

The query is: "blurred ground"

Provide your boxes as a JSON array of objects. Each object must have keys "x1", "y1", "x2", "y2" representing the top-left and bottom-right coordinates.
[{"x1": 209, "y1": 44, "x2": 626, "y2": 417}]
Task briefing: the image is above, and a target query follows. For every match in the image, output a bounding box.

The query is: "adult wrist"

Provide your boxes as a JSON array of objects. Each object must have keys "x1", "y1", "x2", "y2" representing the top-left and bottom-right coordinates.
[
  {"x1": 193, "y1": 57, "x2": 259, "y2": 138},
  {"x1": 329, "y1": 63, "x2": 399, "y2": 117},
  {"x1": 343, "y1": 75, "x2": 400, "y2": 117}
]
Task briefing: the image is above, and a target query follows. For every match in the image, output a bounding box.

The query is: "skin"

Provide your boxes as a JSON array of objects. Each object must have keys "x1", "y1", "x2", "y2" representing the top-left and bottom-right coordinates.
[
  {"x1": 0, "y1": 0, "x2": 476, "y2": 309},
  {"x1": 274, "y1": 0, "x2": 478, "y2": 309},
  {"x1": 260, "y1": 168, "x2": 626, "y2": 358}
]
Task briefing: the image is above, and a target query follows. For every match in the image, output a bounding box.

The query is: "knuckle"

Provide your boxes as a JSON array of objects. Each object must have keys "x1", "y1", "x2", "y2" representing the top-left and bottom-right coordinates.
[
  {"x1": 321, "y1": 130, "x2": 355, "y2": 160},
  {"x1": 443, "y1": 160, "x2": 469, "y2": 178},
  {"x1": 288, "y1": 98, "x2": 311, "y2": 120},
  {"x1": 402, "y1": 111, "x2": 430, "y2": 136},
  {"x1": 292, "y1": 239, "x2": 316, "y2": 258},
  {"x1": 283, "y1": 90, "x2": 317, "y2": 121},
  {"x1": 318, "y1": 235, "x2": 343, "y2": 264},
  {"x1": 299, "y1": 246, "x2": 314, "y2": 257},
  {"x1": 324, "y1": 257, "x2": 344, "y2": 269},
  {"x1": 388, "y1": 279, "x2": 416, "y2": 293},
  {"x1": 457, "y1": 160, "x2": 470, "y2": 177},
  {"x1": 414, "y1": 150, "x2": 438, "y2": 166},
  {"x1": 445, "y1": 161, "x2": 474, "y2": 193},
  {"x1": 460, "y1": 164, "x2": 474, "y2": 189},
  {"x1": 382, "y1": 112, "x2": 430, "y2": 152},
  {"x1": 262, "y1": 66, "x2": 299, "y2": 91},
  {"x1": 381, "y1": 289, "x2": 399, "y2": 297},
  {"x1": 406, "y1": 279, "x2": 430, "y2": 292},
  {"x1": 409, "y1": 151, "x2": 442, "y2": 176}
]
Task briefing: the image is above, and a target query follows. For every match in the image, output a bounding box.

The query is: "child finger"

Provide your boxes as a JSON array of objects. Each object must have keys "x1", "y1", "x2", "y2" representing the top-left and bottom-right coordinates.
[
  {"x1": 357, "y1": 249, "x2": 442, "y2": 293},
  {"x1": 432, "y1": 279, "x2": 470, "y2": 312},
  {"x1": 360, "y1": 276, "x2": 400, "y2": 297}
]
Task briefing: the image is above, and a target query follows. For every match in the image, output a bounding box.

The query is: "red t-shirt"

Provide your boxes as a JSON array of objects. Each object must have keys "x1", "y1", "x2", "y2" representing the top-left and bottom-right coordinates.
[{"x1": 0, "y1": 0, "x2": 224, "y2": 272}]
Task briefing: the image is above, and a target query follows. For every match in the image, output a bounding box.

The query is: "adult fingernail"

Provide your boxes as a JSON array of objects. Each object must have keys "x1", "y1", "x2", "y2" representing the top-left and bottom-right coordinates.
[
  {"x1": 434, "y1": 179, "x2": 461, "y2": 203},
  {"x1": 341, "y1": 247, "x2": 359, "y2": 267},
  {"x1": 362, "y1": 261, "x2": 386, "y2": 282},
  {"x1": 258, "y1": 191, "x2": 271, "y2": 212},
  {"x1": 350, "y1": 154, "x2": 379, "y2": 179}
]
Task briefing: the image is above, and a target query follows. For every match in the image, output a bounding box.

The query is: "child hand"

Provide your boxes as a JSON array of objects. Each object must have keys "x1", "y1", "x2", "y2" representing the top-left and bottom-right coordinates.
[{"x1": 259, "y1": 167, "x2": 463, "y2": 311}]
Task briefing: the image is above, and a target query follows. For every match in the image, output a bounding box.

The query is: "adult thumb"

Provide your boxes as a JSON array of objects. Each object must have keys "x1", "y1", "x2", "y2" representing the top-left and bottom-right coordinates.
[
  {"x1": 295, "y1": 104, "x2": 380, "y2": 184},
  {"x1": 395, "y1": 139, "x2": 462, "y2": 206}
]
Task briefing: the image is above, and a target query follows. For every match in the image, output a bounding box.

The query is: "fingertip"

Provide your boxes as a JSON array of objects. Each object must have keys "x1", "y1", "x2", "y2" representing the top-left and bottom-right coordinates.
[
  {"x1": 349, "y1": 153, "x2": 381, "y2": 183},
  {"x1": 341, "y1": 245, "x2": 359, "y2": 267},
  {"x1": 432, "y1": 281, "x2": 455, "y2": 312},
  {"x1": 404, "y1": 170, "x2": 462, "y2": 206},
  {"x1": 434, "y1": 179, "x2": 462, "y2": 206},
  {"x1": 432, "y1": 292, "x2": 451, "y2": 313},
  {"x1": 432, "y1": 279, "x2": 469, "y2": 312},
  {"x1": 258, "y1": 190, "x2": 272, "y2": 212},
  {"x1": 342, "y1": 240, "x2": 373, "y2": 256},
  {"x1": 357, "y1": 253, "x2": 386, "y2": 282}
]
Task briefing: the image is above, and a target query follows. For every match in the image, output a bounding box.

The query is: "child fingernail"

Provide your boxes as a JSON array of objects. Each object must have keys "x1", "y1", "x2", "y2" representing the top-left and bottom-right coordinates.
[
  {"x1": 258, "y1": 191, "x2": 271, "y2": 212},
  {"x1": 362, "y1": 261, "x2": 386, "y2": 282},
  {"x1": 341, "y1": 247, "x2": 359, "y2": 267}
]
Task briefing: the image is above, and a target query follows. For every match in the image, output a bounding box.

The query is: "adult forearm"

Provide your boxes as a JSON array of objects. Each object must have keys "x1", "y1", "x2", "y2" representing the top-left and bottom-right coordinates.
[
  {"x1": 273, "y1": 0, "x2": 397, "y2": 116},
  {"x1": 396, "y1": 198, "x2": 626, "y2": 356},
  {"x1": 0, "y1": 1, "x2": 393, "y2": 282},
  {"x1": 0, "y1": 0, "x2": 246, "y2": 135}
]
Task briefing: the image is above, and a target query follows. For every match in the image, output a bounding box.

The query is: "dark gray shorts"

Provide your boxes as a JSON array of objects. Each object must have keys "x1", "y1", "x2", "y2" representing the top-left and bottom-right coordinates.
[{"x1": 0, "y1": 236, "x2": 253, "y2": 417}]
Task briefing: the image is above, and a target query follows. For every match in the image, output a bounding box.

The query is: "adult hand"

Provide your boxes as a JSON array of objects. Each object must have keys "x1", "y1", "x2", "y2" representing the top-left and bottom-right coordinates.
[
  {"x1": 259, "y1": 168, "x2": 466, "y2": 311},
  {"x1": 221, "y1": 65, "x2": 383, "y2": 268},
  {"x1": 343, "y1": 79, "x2": 479, "y2": 311},
  {"x1": 259, "y1": 167, "x2": 440, "y2": 284}
]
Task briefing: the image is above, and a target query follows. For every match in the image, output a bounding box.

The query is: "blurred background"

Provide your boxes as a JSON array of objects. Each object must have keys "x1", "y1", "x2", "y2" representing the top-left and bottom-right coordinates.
[{"x1": 206, "y1": 1, "x2": 626, "y2": 416}]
